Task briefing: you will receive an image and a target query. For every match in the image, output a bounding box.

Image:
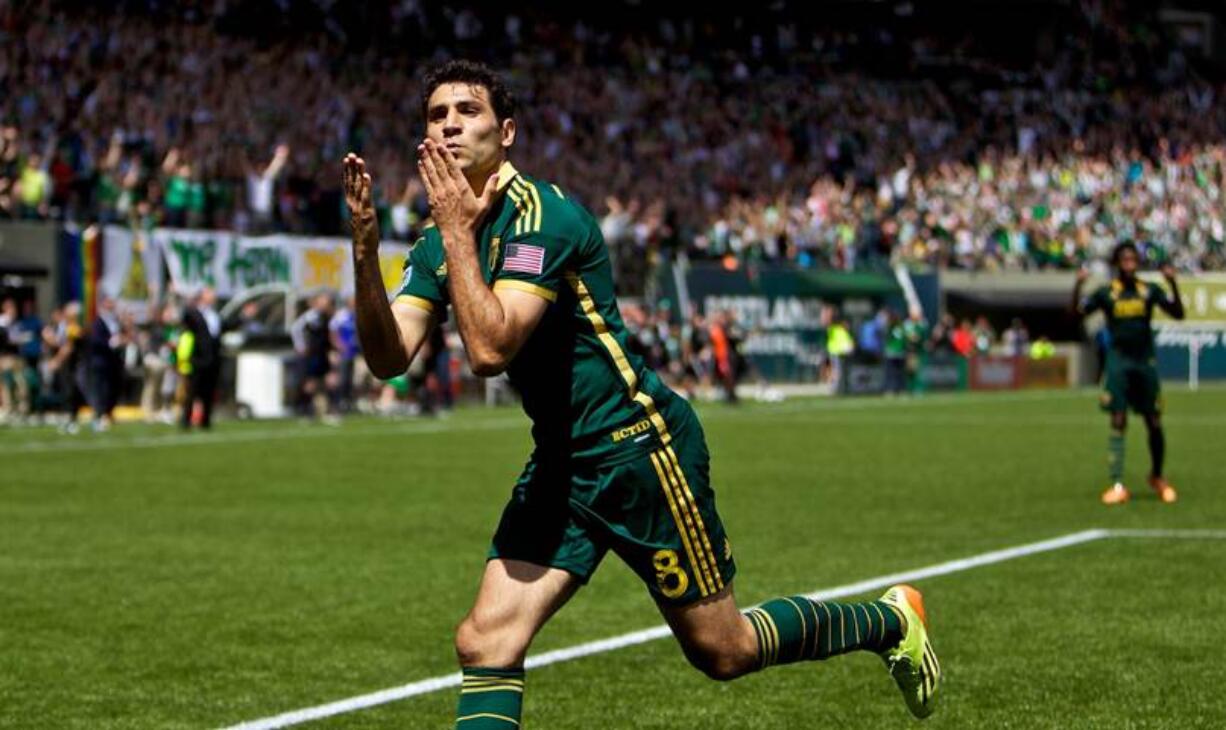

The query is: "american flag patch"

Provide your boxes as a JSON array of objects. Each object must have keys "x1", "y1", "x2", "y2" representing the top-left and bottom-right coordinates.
[{"x1": 502, "y1": 243, "x2": 545, "y2": 275}]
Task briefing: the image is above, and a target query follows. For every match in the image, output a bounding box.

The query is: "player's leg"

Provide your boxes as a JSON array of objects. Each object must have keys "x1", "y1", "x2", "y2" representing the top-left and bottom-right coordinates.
[
  {"x1": 1138, "y1": 369, "x2": 1176, "y2": 502},
  {"x1": 655, "y1": 577, "x2": 938, "y2": 718},
  {"x1": 1100, "y1": 355, "x2": 1130, "y2": 503},
  {"x1": 456, "y1": 457, "x2": 605, "y2": 729},
  {"x1": 453, "y1": 559, "x2": 581, "y2": 729},
  {"x1": 658, "y1": 586, "x2": 907, "y2": 680},
  {"x1": 1103, "y1": 409, "x2": 1128, "y2": 503},
  {"x1": 601, "y1": 421, "x2": 939, "y2": 717}
]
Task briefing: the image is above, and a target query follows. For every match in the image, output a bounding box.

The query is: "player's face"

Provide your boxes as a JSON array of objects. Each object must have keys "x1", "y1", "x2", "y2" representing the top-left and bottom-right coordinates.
[
  {"x1": 1117, "y1": 249, "x2": 1139, "y2": 276},
  {"x1": 424, "y1": 83, "x2": 515, "y2": 176}
]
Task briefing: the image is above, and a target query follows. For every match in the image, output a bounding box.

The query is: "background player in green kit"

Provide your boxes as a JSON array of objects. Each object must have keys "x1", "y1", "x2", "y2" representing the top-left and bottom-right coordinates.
[
  {"x1": 1073, "y1": 242, "x2": 1185, "y2": 505},
  {"x1": 343, "y1": 60, "x2": 941, "y2": 728}
]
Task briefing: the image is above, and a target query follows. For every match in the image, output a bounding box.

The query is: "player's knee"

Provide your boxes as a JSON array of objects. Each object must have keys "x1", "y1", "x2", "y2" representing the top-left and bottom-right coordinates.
[
  {"x1": 454, "y1": 614, "x2": 527, "y2": 668},
  {"x1": 680, "y1": 635, "x2": 755, "y2": 681},
  {"x1": 686, "y1": 646, "x2": 749, "y2": 681}
]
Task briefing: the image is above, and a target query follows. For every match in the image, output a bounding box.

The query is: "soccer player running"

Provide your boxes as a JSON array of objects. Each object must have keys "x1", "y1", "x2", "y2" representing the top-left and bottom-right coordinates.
[
  {"x1": 344, "y1": 61, "x2": 940, "y2": 727},
  {"x1": 1073, "y1": 242, "x2": 1185, "y2": 505}
]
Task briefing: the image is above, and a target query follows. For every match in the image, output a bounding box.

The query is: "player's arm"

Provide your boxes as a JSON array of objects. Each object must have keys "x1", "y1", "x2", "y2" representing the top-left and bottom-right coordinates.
[
  {"x1": 418, "y1": 140, "x2": 547, "y2": 376},
  {"x1": 1157, "y1": 264, "x2": 1186, "y2": 320},
  {"x1": 1071, "y1": 268, "x2": 1095, "y2": 316},
  {"x1": 344, "y1": 153, "x2": 434, "y2": 378}
]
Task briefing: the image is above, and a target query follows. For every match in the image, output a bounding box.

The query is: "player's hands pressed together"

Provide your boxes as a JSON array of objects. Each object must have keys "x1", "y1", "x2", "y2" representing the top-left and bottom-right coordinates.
[
  {"x1": 417, "y1": 139, "x2": 500, "y2": 245},
  {"x1": 343, "y1": 153, "x2": 379, "y2": 260},
  {"x1": 1160, "y1": 263, "x2": 1177, "y2": 281}
]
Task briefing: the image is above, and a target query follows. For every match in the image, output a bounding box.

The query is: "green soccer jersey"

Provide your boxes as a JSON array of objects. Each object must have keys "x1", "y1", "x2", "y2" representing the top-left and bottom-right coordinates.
[
  {"x1": 1080, "y1": 278, "x2": 1173, "y2": 359},
  {"x1": 394, "y1": 161, "x2": 690, "y2": 461}
]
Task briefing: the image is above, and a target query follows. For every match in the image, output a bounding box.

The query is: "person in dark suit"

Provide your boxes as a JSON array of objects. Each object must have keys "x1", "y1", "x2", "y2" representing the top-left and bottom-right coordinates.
[
  {"x1": 181, "y1": 286, "x2": 222, "y2": 429},
  {"x1": 87, "y1": 296, "x2": 126, "y2": 431}
]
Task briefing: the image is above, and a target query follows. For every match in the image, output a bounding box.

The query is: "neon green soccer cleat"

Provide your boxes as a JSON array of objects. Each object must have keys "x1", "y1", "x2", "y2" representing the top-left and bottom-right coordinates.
[{"x1": 878, "y1": 584, "x2": 941, "y2": 719}]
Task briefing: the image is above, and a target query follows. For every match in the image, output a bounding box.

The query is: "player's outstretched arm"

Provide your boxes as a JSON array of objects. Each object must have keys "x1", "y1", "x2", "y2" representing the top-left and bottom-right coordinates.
[
  {"x1": 418, "y1": 140, "x2": 547, "y2": 376},
  {"x1": 343, "y1": 153, "x2": 433, "y2": 379},
  {"x1": 1071, "y1": 267, "x2": 1090, "y2": 316},
  {"x1": 1159, "y1": 264, "x2": 1186, "y2": 320}
]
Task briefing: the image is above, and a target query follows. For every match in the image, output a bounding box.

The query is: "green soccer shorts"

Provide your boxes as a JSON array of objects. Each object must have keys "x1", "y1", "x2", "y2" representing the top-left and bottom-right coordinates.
[
  {"x1": 489, "y1": 419, "x2": 736, "y2": 606},
  {"x1": 1100, "y1": 353, "x2": 1162, "y2": 415}
]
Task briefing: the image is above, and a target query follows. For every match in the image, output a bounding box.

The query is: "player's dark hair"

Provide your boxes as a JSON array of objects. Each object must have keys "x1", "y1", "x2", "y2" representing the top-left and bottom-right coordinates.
[
  {"x1": 421, "y1": 60, "x2": 516, "y2": 123},
  {"x1": 1112, "y1": 241, "x2": 1138, "y2": 266}
]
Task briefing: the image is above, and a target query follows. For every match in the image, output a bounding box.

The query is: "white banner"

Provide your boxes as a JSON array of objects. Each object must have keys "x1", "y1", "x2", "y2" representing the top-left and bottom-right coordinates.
[
  {"x1": 151, "y1": 229, "x2": 411, "y2": 300},
  {"x1": 99, "y1": 225, "x2": 162, "y2": 318}
]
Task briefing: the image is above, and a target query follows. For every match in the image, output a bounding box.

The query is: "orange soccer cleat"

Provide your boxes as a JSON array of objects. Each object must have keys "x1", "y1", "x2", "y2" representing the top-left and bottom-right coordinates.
[
  {"x1": 1148, "y1": 475, "x2": 1178, "y2": 504},
  {"x1": 1101, "y1": 483, "x2": 1130, "y2": 505}
]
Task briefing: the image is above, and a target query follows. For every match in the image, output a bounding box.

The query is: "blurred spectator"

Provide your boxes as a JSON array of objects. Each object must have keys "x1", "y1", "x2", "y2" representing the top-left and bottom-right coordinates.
[
  {"x1": 55, "y1": 301, "x2": 89, "y2": 434},
  {"x1": 329, "y1": 296, "x2": 359, "y2": 414},
  {"x1": 238, "y1": 301, "x2": 268, "y2": 337},
  {"x1": 244, "y1": 145, "x2": 290, "y2": 233},
  {"x1": 181, "y1": 287, "x2": 223, "y2": 429},
  {"x1": 14, "y1": 299, "x2": 44, "y2": 417},
  {"x1": 858, "y1": 311, "x2": 885, "y2": 362},
  {"x1": 709, "y1": 310, "x2": 741, "y2": 403},
  {"x1": 1030, "y1": 336, "x2": 1057, "y2": 359},
  {"x1": 291, "y1": 293, "x2": 334, "y2": 422},
  {"x1": 1002, "y1": 318, "x2": 1030, "y2": 358},
  {"x1": 972, "y1": 316, "x2": 996, "y2": 356},
  {"x1": 903, "y1": 308, "x2": 929, "y2": 393},
  {"x1": 825, "y1": 317, "x2": 855, "y2": 389},
  {"x1": 140, "y1": 305, "x2": 174, "y2": 423},
  {"x1": 87, "y1": 296, "x2": 126, "y2": 431},
  {"x1": 951, "y1": 319, "x2": 975, "y2": 358},
  {"x1": 0, "y1": 298, "x2": 20, "y2": 419},
  {"x1": 0, "y1": 1, "x2": 1222, "y2": 286},
  {"x1": 884, "y1": 310, "x2": 908, "y2": 395},
  {"x1": 16, "y1": 152, "x2": 51, "y2": 219}
]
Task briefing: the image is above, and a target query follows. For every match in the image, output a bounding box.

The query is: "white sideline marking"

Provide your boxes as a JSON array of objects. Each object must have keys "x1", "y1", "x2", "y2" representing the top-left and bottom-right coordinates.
[
  {"x1": 223, "y1": 527, "x2": 1226, "y2": 730},
  {"x1": 0, "y1": 417, "x2": 526, "y2": 455}
]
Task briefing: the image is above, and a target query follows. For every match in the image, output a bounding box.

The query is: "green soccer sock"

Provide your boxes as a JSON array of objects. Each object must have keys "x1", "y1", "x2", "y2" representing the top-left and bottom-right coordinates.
[
  {"x1": 1147, "y1": 424, "x2": 1165, "y2": 478},
  {"x1": 1108, "y1": 429, "x2": 1125, "y2": 483},
  {"x1": 455, "y1": 667, "x2": 524, "y2": 728},
  {"x1": 745, "y1": 597, "x2": 904, "y2": 670}
]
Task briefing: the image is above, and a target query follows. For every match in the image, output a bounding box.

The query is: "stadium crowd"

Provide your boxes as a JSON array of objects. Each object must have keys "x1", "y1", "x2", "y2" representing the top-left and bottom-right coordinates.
[
  {"x1": 5, "y1": 284, "x2": 1047, "y2": 425},
  {"x1": 3, "y1": 0, "x2": 1226, "y2": 289}
]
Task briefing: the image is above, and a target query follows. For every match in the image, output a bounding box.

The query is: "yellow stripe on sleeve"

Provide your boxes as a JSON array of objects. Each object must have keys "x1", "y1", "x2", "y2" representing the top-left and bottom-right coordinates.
[
  {"x1": 393, "y1": 295, "x2": 435, "y2": 313},
  {"x1": 493, "y1": 279, "x2": 558, "y2": 302}
]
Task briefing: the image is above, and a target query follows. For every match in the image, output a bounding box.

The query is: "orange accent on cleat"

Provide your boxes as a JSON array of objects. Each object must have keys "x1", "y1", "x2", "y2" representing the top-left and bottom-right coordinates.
[
  {"x1": 896, "y1": 584, "x2": 928, "y2": 629},
  {"x1": 1101, "y1": 483, "x2": 1130, "y2": 505},
  {"x1": 1148, "y1": 476, "x2": 1178, "y2": 503}
]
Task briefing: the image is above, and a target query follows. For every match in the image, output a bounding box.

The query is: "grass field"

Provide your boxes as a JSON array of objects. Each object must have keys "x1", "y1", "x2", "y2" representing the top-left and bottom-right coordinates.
[{"x1": 3, "y1": 386, "x2": 1226, "y2": 729}]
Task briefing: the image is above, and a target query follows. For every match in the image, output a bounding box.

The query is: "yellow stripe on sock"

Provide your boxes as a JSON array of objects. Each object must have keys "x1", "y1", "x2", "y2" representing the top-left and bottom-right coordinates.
[
  {"x1": 766, "y1": 611, "x2": 781, "y2": 665},
  {"x1": 781, "y1": 598, "x2": 807, "y2": 664},
  {"x1": 820, "y1": 602, "x2": 833, "y2": 658},
  {"x1": 456, "y1": 712, "x2": 520, "y2": 726},
  {"x1": 649, "y1": 451, "x2": 712, "y2": 596},
  {"x1": 839, "y1": 605, "x2": 847, "y2": 650},
  {"x1": 870, "y1": 602, "x2": 888, "y2": 647},
  {"x1": 460, "y1": 685, "x2": 525, "y2": 695},
  {"x1": 748, "y1": 609, "x2": 775, "y2": 667}
]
